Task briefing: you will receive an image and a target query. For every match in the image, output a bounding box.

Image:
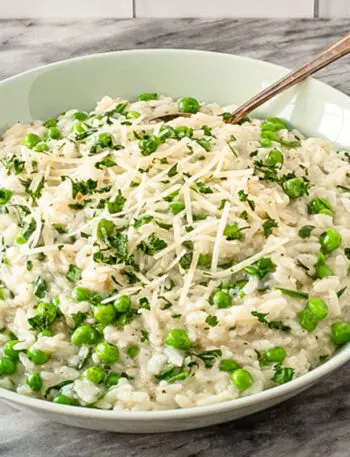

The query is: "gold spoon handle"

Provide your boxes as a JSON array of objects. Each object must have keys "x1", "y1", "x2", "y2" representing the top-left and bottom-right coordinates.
[{"x1": 229, "y1": 32, "x2": 350, "y2": 124}]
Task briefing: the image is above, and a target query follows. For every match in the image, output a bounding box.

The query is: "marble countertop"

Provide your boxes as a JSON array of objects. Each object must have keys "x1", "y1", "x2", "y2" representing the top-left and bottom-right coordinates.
[{"x1": 0, "y1": 18, "x2": 349, "y2": 457}]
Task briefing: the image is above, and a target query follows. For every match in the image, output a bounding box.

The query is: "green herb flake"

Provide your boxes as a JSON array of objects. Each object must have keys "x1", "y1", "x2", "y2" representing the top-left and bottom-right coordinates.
[
  {"x1": 167, "y1": 164, "x2": 178, "y2": 177},
  {"x1": 65, "y1": 264, "x2": 82, "y2": 283},
  {"x1": 141, "y1": 329, "x2": 149, "y2": 342},
  {"x1": 33, "y1": 277, "x2": 48, "y2": 299},
  {"x1": 274, "y1": 287, "x2": 309, "y2": 299},
  {"x1": 238, "y1": 190, "x2": 255, "y2": 211},
  {"x1": 244, "y1": 258, "x2": 276, "y2": 279},
  {"x1": 272, "y1": 363, "x2": 294, "y2": 384},
  {"x1": 262, "y1": 218, "x2": 278, "y2": 237},
  {"x1": 298, "y1": 225, "x2": 316, "y2": 239},
  {"x1": 190, "y1": 349, "x2": 222, "y2": 368},
  {"x1": 195, "y1": 181, "x2": 213, "y2": 194},
  {"x1": 251, "y1": 311, "x2": 291, "y2": 332},
  {"x1": 134, "y1": 215, "x2": 153, "y2": 229},
  {"x1": 137, "y1": 233, "x2": 167, "y2": 256},
  {"x1": 205, "y1": 315, "x2": 218, "y2": 327}
]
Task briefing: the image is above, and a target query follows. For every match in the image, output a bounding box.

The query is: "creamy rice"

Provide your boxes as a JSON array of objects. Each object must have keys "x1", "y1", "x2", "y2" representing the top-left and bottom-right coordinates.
[{"x1": 0, "y1": 94, "x2": 349, "y2": 411}]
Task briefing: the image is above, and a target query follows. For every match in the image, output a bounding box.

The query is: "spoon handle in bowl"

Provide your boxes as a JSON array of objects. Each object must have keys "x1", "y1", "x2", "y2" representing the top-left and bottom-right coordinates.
[{"x1": 229, "y1": 32, "x2": 350, "y2": 124}]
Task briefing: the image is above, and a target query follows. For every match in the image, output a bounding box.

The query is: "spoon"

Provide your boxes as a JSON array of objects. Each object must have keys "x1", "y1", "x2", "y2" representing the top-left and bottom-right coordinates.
[{"x1": 147, "y1": 32, "x2": 350, "y2": 124}]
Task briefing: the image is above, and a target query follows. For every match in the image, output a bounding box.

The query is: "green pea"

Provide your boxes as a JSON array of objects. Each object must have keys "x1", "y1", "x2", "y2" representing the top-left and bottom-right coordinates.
[
  {"x1": 306, "y1": 298, "x2": 328, "y2": 321},
  {"x1": 72, "y1": 121, "x2": 86, "y2": 134},
  {"x1": 0, "y1": 188, "x2": 12, "y2": 206},
  {"x1": 169, "y1": 202, "x2": 185, "y2": 215},
  {"x1": 298, "y1": 308, "x2": 318, "y2": 332},
  {"x1": 139, "y1": 135, "x2": 160, "y2": 156},
  {"x1": 331, "y1": 322, "x2": 350, "y2": 345},
  {"x1": 260, "y1": 347, "x2": 286, "y2": 365},
  {"x1": 262, "y1": 117, "x2": 287, "y2": 131},
  {"x1": 23, "y1": 133, "x2": 42, "y2": 149},
  {"x1": 178, "y1": 97, "x2": 200, "y2": 114},
  {"x1": 71, "y1": 287, "x2": 94, "y2": 302},
  {"x1": 33, "y1": 142, "x2": 50, "y2": 152},
  {"x1": 105, "y1": 371, "x2": 122, "y2": 387},
  {"x1": 219, "y1": 359, "x2": 240, "y2": 372},
  {"x1": 94, "y1": 304, "x2": 116, "y2": 325},
  {"x1": 35, "y1": 302, "x2": 58, "y2": 326},
  {"x1": 98, "y1": 133, "x2": 113, "y2": 147},
  {"x1": 71, "y1": 111, "x2": 88, "y2": 121},
  {"x1": 230, "y1": 368, "x2": 253, "y2": 391},
  {"x1": 265, "y1": 149, "x2": 284, "y2": 167},
  {"x1": 261, "y1": 130, "x2": 278, "y2": 141},
  {"x1": 4, "y1": 340, "x2": 19, "y2": 361},
  {"x1": 26, "y1": 372, "x2": 43, "y2": 392},
  {"x1": 83, "y1": 365, "x2": 105, "y2": 384},
  {"x1": 212, "y1": 290, "x2": 232, "y2": 309},
  {"x1": 198, "y1": 253, "x2": 212, "y2": 268},
  {"x1": 71, "y1": 325, "x2": 99, "y2": 346},
  {"x1": 27, "y1": 349, "x2": 50, "y2": 365},
  {"x1": 137, "y1": 93, "x2": 157, "y2": 101},
  {"x1": 159, "y1": 125, "x2": 175, "y2": 141},
  {"x1": 113, "y1": 295, "x2": 131, "y2": 313},
  {"x1": 320, "y1": 229, "x2": 342, "y2": 253},
  {"x1": 314, "y1": 253, "x2": 334, "y2": 279},
  {"x1": 46, "y1": 126, "x2": 61, "y2": 140},
  {"x1": 165, "y1": 329, "x2": 191, "y2": 350},
  {"x1": 44, "y1": 119, "x2": 58, "y2": 128},
  {"x1": 283, "y1": 177, "x2": 307, "y2": 199},
  {"x1": 97, "y1": 218, "x2": 115, "y2": 241},
  {"x1": 260, "y1": 138, "x2": 273, "y2": 148},
  {"x1": 127, "y1": 345, "x2": 139, "y2": 358},
  {"x1": 0, "y1": 356, "x2": 17, "y2": 375},
  {"x1": 95, "y1": 342, "x2": 119, "y2": 364},
  {"x1": 307, "y1": 197, "x2": 333, "y2": 217},
  {"x1": 53, "y1": 394, "x2": 78, "y2": 405},
  {"x1": 126, "y1": 111, "x2": 140, "y2": 119}
]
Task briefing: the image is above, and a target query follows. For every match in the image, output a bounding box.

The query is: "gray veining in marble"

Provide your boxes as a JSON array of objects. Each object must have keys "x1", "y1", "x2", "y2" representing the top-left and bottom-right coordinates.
[{"x1": 0, "y1": 18, "x2": 349, "y2": 457}]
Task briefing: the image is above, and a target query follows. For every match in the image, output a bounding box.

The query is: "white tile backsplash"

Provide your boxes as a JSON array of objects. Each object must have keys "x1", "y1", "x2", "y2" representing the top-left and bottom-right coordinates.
[
  {"x1": 0, "y1": 0, "x2": 348, "y2": 18},
  {"x1": 0, "y1": 0, "x2": 133, "y2": 18},
  {"x1": 135, "y1": 0, "x2": 315, "y2": 18},
  {"x1": 319, "y1": 0, "x2": 350, "y2": 17}
]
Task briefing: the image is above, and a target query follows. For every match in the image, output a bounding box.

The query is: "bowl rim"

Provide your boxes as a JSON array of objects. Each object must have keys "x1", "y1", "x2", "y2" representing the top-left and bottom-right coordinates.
[{"x1": 0, "y1": 48, "x2": 349, "y2": 421}]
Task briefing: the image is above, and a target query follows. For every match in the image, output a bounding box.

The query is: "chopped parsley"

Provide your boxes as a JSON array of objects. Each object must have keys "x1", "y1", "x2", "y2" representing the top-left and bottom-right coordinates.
[
  {"x1": 190, "y1": 349, "x2": 222, "y2": 368},
  {"x1": 298, "y1": 225, "x2": 315, "y2": 239},
  {"x1": 205, "y1": 315, "x2": 218, "y2": 327},
  {"x1": 140, "y1": 329, "x2": 149, "y2": 342},
  {"x1": 262, "y1": 218, "x2": 278, "y2": 237},
  {"x1": 244, "y1": 258, "x2": 276, "y2": 279},
  {"x1": 274, "y1": 287, "x2": 309, "y2": 299},
  {"x1": 272, "y1": 363, "x2": 294, "y2": 384},
  {"x1": 251, "y1": 311, "x2": 291, "y2": 332},
  {"x1": 33, "y1": 277, "x2": 48, "y2": 299},
  {"x1": 238, "y1": 190, "x2": 255, "y2": 211},
  {"x1": 137, "y1": 233, "x2": 167, "y2": 256},
  {"x1": 65, "y1": 264, "x2": 82, "y2": 283},
  {"x1": 107, "y1": 190, "x2": 126, "y2": 214},
  {"x1": 195, "y1": 181, "x2": 213, "y2": 194},
  {"x1": 134, "y1": 215, "x2": 153, "y2": 229},
  {"x1": 167, "y1": 164, "x2": 178, "y2": 177}
]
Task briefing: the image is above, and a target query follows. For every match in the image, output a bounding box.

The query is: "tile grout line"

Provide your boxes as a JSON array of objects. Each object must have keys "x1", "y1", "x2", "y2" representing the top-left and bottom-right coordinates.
[
  {"x1": 132, "y1": 0, "x2": 136, "y2": 18},
  {"x1": 313, "y1": 0, "x2": 320, "y2": 18}
]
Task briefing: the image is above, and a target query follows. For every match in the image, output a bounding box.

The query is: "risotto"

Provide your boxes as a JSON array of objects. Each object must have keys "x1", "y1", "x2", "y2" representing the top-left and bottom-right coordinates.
[{"x1": 0, "y1": 94, "x2": 349, "y2": 411}]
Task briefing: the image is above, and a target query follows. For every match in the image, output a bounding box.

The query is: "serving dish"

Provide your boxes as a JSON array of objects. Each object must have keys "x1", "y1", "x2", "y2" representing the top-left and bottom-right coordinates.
[{"x1": 0, "y1": 49, "x2": 349, "y2": 433}]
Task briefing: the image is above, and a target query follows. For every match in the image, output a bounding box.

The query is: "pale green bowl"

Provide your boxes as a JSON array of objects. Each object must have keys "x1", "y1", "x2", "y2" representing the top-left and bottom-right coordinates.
[{"x1": 0, "y1": 50, "x2": 349, "y2": 433}]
